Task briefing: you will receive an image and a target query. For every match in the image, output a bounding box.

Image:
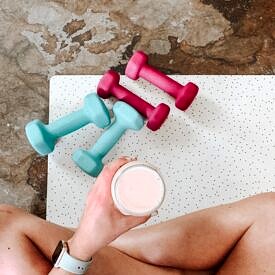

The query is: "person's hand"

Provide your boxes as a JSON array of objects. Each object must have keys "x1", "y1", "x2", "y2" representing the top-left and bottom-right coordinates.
[{"x1": 68, "y1": 157, "x2": 150, "y2": 261}]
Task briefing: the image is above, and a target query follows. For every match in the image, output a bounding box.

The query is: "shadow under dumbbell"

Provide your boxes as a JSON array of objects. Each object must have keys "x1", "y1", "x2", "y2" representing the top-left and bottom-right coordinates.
[
  {"x1": 134, "y1": 114, "x2": 196, "y2": 157},
  {"x1": 184, "y1": 93, "x2": 222, "y2": 130}
]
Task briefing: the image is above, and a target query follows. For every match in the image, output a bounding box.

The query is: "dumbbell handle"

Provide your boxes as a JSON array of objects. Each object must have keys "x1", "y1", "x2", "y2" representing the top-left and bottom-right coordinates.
[
  {"x1": 46, "y1": 109, "x2": 90, "y2": 138},
  {"x1": 139, "y1": 64, "x2": 181, "y2": 98},
  {"x1": 111, "y1": 84, "x2": 154, "y2": 118},
  {"x1": 87, "y1": 121, "x2": 126, "y2": 159}
]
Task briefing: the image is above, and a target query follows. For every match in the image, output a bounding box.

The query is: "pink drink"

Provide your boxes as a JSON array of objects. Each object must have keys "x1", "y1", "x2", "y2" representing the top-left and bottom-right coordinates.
[{"x1": 111, "y1": 161, "x2": 165, "y2": 216}]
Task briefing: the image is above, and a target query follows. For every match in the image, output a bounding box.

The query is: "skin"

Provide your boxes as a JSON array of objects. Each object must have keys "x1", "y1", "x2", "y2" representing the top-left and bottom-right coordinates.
[{"x1": 0, "y1": 157, "x2": 275, "y2": 274}]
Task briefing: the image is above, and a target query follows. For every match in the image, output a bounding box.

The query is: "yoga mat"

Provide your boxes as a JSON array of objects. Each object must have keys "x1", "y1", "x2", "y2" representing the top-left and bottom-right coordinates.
[{"x1": 47, "y1": 75, "x2": 275, "y2": 227}]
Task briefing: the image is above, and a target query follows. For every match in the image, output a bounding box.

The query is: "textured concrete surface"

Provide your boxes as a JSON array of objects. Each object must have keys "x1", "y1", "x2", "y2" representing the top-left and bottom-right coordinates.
[{"x1": 0, "y1": 0, "x2": 274, "y2": 218}]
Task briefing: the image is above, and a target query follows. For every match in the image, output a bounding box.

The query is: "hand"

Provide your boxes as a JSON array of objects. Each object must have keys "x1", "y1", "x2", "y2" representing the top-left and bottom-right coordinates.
[{"x1": 68, "y1": 157, "x2": 150, "y2": 260}]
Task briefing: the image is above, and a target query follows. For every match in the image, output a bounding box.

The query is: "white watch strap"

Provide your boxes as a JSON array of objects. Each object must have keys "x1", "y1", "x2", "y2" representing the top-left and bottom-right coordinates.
[{"x1": 55, "y1": 249, "x2": 92, "y2": 274}]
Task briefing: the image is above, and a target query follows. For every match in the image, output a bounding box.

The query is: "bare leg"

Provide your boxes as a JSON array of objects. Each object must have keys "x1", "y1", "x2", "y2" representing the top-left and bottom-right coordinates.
[
  {"x1": 2, "y1": 192, "x2": 275, "y2": 274},
  {"x1": 0, "y1": 205, "x2": 53, "y2": 275},
  {"x1": 111, "y1": 192, "x2": 275, "y2": 273},
  {"x1": 217, "y1": 208, "x2": 275, "y2": 274},
  {"x1": 0, "y1": 204, "x2": 184, "y2": 275}
]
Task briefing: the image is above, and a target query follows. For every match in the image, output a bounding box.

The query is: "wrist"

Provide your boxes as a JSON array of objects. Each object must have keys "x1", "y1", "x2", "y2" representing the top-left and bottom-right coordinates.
[
  {"x1": 68, "y1": 238, "x2": 96, "y2": 262},
  {"x1": 67, "y1": 237, "x2": 97, "y2": 262}
]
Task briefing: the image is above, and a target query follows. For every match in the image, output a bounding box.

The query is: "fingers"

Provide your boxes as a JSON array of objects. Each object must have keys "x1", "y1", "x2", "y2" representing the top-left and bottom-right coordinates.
[
  {"x1": 139, "y1": 215, "x2": 151, "y2": 224},
  {"x1": 98, "y1": 156, "x2": 137, "y2": 182},
  {"x1": 150, "y1": 210, "x2": 158, "y2": 217},
  {"x1": 108, "y1": 156, "x2": 137, "y2": 172},
  {"x1": 126, "y1": 214, "x2": 151, "y2": 229}
]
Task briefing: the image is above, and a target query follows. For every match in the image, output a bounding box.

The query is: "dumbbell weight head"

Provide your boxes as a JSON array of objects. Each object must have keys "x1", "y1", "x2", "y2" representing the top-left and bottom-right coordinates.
[
  {"x1": 83, "y1": 93, "x2": 111, "y2": 128},
  {"x1": 113, "y1": 100, "x2": 144, "y2": 130},
  {"x1": 72, "y1": 149, "x2": 101, "y2": 176},
  {"x1": 25, "y1": 93, "x2": 110, "y2": 156},
  {"x1": 73, "y1": 101, "x2": 144, "y2": 177},
  {"x1": 25, "y1": 119, "x2": 55, "y2": 156},
  {"x1": 125, "y1": 51, "x2": 148, "y2": 80},
  {"x1": 176, "y1": 82, "x2": 199, "y2": 111},
  {"x1": 97, "y1": 70, "x2": 120, "y2": 99},
  {"x1": 147, "y1": 103, "x2": 170, "y2": 131}
]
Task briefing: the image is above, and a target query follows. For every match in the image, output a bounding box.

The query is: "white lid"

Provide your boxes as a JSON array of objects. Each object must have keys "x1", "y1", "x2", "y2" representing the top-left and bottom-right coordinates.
[{"x1": 111, "y1": 161, "x2": 165, "y2": 216}]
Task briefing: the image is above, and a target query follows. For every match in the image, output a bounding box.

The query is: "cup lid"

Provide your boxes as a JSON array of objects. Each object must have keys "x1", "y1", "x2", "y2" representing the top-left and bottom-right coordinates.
[{"x1": 111, "y1": 161, "x2": 165, "y2": 216}]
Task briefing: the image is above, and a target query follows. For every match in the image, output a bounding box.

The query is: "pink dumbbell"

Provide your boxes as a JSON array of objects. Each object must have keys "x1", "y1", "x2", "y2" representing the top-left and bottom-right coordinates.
[
  {"x1": 125, "y1": 51, "x2": 199, "y2": 111},
  {"x1": 97, "y1": 70, "x2": 170, "y2": 131}
]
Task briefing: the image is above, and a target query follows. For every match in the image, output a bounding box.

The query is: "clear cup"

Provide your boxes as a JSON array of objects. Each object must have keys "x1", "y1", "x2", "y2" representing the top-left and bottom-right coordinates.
[{"x1": 111, "y1": 161, "x2": 165, "y2": 216}]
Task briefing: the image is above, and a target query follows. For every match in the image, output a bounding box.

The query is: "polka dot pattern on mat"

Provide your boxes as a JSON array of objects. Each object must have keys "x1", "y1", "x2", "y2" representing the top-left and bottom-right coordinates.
[{"x1": 47, "y1": 75, "x2": 275, "y2": 227}]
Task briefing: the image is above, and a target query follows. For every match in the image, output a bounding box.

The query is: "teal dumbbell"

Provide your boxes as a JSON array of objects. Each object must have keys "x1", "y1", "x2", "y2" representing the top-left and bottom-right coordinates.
[
  {"x1": 73, "y1": 101, "x2": 144, "y2": 177},
  {"x1": 25, "y1": 93, "x2": 110, "y2": 156}
]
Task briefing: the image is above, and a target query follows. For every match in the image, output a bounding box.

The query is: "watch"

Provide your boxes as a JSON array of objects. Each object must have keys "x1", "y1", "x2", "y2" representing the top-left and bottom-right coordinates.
[{"x1": 52, "y1": 240, "x2": 92, "y2": 274}]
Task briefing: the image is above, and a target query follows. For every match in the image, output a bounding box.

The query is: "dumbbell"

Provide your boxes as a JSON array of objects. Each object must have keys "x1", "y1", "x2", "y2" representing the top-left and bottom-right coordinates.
[
  {"x1": 25, "y1": 93, "x2": 110, "y2": 156},
  {"x1": 73, "y1": 101, "x2": 144, "y2": 177},
  {"x1": 97, "y1": 70, "x2": 170, "y2": 131},
  {"x1": 125, "y1": 51, "x2": 199, "y2": 111}
]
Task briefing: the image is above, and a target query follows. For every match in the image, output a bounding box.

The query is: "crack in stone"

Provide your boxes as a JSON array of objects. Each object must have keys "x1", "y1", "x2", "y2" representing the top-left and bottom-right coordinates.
[
  {"x1": 27, "y1": 156, "x2": 47, "y2": 219},
  {"x1": 111, "y1": 35, "x2": 141, "y2": 74},
  {"x1": 180, "y1": 35, "x2": 264, "y2": 65},
  {"x1": 63, "y1": 19, "x2": 86, "y2": 36},
  {"x1": 27, "y1": 156, "x2": 47, "y2": 199},
  {"x1": 41, "y1": 33, "x2": 58, "y2": 55},
  {"x1": 201, "y1": 0, "x2": 252, "y2": 24},
  {"x1": 71, "y1": 30, "x2": 92, "y2": 46}
]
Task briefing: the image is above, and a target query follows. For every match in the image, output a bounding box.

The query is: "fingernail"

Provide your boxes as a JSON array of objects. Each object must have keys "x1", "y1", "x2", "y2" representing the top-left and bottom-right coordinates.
[
  {"x1": 122, "y1": 156, "x2": 137, "y2": 161},
  {"x1": 151, "y1": 210, "x2": 158, "y2": 217}
]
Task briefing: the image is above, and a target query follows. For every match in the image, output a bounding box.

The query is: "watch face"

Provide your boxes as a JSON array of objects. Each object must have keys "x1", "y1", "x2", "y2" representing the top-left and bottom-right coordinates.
[{"x1": 52, "y1": 240, "x2": 63, "y2": 264}]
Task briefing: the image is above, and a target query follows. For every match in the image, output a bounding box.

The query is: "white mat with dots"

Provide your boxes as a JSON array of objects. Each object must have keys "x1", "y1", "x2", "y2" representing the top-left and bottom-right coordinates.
[{"x1": 47, "y1": 75, "x2": 275, "y2": 228}]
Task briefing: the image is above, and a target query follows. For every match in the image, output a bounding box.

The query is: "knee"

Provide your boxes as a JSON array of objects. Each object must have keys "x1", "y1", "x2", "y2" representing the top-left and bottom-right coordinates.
[
  {"x1": 244, "y1": 214, "x2": 275, "y2": 256},
  {"x1": 0, "y1": 204, "x2": 26, "y2": 229},
  {"x1": 0, "y1": 204, "x2": 26, "y2": 215},
  {"x1": 253, "y1": 192, "x2": 275, "y2": 217},
  {"x1": 249, "y1": 193, "x2": 275, "y2": 243},
  {"x1": 256, "y1": 191, "x2": 275, "y2": 201}
]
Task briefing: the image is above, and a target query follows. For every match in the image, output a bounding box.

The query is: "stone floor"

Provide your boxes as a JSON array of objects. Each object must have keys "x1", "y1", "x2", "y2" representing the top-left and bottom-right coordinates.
[{"x1": 0, "y1": 0, "x2": 274, "y2": 219}]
